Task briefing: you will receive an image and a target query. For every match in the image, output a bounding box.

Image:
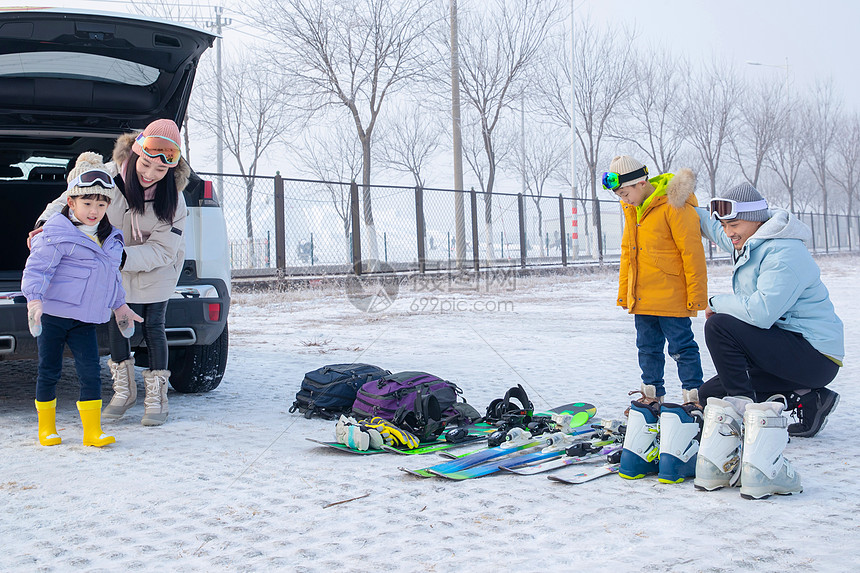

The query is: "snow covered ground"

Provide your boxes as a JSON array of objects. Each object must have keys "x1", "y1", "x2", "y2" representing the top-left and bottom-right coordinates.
[{"x1": 2, "y1": 255, "x2": 859, "y2": 572}]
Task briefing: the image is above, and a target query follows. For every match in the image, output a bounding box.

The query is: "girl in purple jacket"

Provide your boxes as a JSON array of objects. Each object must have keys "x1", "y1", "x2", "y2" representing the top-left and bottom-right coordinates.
[{"x1": 23, "y1": 153, "x2": 142, "y2": 447}]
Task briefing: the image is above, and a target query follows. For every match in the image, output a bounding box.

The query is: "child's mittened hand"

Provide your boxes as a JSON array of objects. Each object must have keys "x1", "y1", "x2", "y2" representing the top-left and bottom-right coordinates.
[
  {"x1": 27, "y1": 300, "x2": 43, "y2": 337},
  {"x1": 114, "y1": 304, "x2": 144, "y2": 338}
]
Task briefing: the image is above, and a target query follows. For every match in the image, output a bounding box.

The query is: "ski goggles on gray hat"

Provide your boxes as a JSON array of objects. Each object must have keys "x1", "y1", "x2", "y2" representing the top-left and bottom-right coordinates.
[{"x1": 709, "y1": 197, "x2": 769, "y2": 220}]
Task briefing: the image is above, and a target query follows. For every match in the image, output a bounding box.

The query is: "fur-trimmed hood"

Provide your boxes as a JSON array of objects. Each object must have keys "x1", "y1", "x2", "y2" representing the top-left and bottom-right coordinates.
[
  {"x1": 112, "y1": 132, "x2": 190, "y2": 192},
  {"x1": 665, "y1": 167, "x2": 697, "y2": 209}
]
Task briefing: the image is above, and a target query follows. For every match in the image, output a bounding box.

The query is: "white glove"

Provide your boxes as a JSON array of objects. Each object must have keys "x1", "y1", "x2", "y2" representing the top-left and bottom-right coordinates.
[
  {"x1": 114, "y1": 304, "x2": 143, "y2": 338},
  {"x1": 27, "y1": 300, "x2": 43, "y2": 337}
]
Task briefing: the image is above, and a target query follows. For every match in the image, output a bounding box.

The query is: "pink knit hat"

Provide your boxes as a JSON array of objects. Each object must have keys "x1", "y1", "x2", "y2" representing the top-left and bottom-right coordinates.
[{"x1": 131, "y1": 118, "x2": 181, "y2": 163}]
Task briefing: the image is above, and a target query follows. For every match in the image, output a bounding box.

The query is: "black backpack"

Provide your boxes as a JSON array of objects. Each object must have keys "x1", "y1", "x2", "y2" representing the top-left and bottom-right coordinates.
[{"x1": 289, "y1": 363, "x2": 390, "y2": 420}]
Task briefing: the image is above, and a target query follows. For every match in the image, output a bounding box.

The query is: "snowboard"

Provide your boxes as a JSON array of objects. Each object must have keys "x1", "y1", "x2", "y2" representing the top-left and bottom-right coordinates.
[
  {"x1": 547, "y1": 464, "x2": 620, "y2": 484},
  {"x1": 307, "y1": 422, "x2": 496, "y2": 455},
  {"x1": 436, "y1": 402, "x2": 598, "y2": 460},
  {"x1": 380, "y1": 433, "x2": 487, "y2": 455},
  {"x1": 305, "y1": 438, "x2": 384, "y2": 455}
]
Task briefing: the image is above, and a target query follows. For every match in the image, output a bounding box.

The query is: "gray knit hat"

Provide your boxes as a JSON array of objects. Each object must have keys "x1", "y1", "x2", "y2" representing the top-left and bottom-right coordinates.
[{"x1": 719, "y1": 183, "x2": 770, "y2": 222}]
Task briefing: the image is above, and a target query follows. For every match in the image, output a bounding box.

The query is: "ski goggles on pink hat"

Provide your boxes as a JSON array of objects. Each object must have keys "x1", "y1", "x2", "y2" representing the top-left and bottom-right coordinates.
[
  {"x1": 134, "y1": 133, "x2": 181, "y2": 166},
  {"x1": 601, "y1": 166, "x2": 649, "y2": 191},
  {"x1": 709, "y1": 197, "x2": 769, "y2": 220},
  {"x1": 66, "y1": 169, "x2": 116, "y2": 193}
]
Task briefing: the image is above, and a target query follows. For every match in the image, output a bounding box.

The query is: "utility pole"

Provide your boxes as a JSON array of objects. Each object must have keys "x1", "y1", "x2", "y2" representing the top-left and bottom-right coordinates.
[
  {"x1": 569, "y1": 0, "x2": 578, "y2": 258},
  {"x1": 521, "y1": 93, "x2": 526, "y2": 195},
  {"x1": 207, "y1": 6, "x2": 231, "y2": 202},
  {"x1": 451, "y1": 0, "x2": 466, "y2": 267}
]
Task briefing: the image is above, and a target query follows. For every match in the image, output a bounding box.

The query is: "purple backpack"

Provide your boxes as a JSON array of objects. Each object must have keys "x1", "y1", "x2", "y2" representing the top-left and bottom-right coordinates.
[
  {"x1": 352, "y1": 371, "x2": 471, "y2": 442},
  {"x1": 352, "y1": 371, "x2": 461, "y2": 423}
]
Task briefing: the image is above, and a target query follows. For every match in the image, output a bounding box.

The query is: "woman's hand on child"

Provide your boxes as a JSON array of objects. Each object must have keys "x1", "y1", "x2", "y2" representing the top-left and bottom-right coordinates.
[
  {"x1": 27, "y1": 226, "x2": 44, "y2": 250},
  {"x1": 114, "y1": 304, "x2": 144, "y2": 338},
  {"x1": 27, "y1": 300, "x2": 43, "y2": 337}
]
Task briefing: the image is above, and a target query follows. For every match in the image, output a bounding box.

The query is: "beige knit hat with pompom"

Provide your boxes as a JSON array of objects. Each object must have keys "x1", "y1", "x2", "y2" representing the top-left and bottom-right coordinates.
[{"x1": 66, "y1": 152, "x2": 116, "y2": 202}]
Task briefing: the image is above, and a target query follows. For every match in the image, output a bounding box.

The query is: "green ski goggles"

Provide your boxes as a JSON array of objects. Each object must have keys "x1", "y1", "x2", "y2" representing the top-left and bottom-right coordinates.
[{"x1": 602, "y1": 166, "x2": 649, "y2": 191}]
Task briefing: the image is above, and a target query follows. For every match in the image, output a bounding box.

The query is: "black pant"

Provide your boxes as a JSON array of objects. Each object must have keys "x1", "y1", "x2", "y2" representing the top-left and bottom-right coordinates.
[
  {"x1": 36, "y1": 314, "x2": 101, "y2": 402},
  {"x1": 700, "y1": 313, "x2": 839, "y2": 403},
  {"x1": 109, "y1": 300, "x2": 169, "y2": 370}
]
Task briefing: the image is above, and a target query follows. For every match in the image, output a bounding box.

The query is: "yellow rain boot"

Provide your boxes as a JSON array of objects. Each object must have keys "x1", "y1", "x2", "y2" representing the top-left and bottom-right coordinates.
[
  {"x1": 77, "y1": 400, "x2": 116, "y2": 447},
  {"x1": 35, "y1": 399, "x2": 62, "y2": 446}
]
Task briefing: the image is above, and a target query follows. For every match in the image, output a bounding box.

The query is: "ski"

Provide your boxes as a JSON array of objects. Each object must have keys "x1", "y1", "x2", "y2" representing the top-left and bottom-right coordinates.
[
  {"x1": 428, "y1": 430, "x2": 602, "y2": 480},
  {"x1": 547, "y1": 464, "x2": 620, "y2": 484},
  {"x1": 400, "y1": 427, "x2": 545, "y2": 478},
  {"x1": 501, "y1": 444, "x2": 622, "y2": 476}
]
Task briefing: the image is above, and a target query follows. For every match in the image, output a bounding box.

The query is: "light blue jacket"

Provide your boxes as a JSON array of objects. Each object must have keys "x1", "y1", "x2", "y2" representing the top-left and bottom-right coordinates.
[{"x1": 698, "y1": 207, "x2": 844, "y2": 361}]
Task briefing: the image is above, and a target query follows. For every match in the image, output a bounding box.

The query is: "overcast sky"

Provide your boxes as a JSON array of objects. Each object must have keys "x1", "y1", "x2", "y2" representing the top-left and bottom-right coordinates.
[
  {"x1": 582, "y1": 0, "x2": 855, "y2": 108},
  {"x1": 9, "y1": 0, "x2": 855, "y2": 110},
  {"x1": 9, "y1": 0, "x2": 855, "y2": 102},
  {"x1": 4, "y1": 0, "x2": 856, "y2": 181}
]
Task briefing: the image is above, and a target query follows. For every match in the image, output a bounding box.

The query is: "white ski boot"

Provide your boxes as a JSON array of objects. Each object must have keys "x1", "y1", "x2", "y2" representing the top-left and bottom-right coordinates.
[
  {"x1": 694, "y1": 396, "x2": 750, "y2": 491},
  {"x1": 740, "y1": 402, "x2": 803, "y2": 500}
]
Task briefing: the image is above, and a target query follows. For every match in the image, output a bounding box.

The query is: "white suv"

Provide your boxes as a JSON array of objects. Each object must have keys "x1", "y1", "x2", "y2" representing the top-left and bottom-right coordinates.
[{"x1": 0, "y1": 8, "x2": 230, "y2": 393}]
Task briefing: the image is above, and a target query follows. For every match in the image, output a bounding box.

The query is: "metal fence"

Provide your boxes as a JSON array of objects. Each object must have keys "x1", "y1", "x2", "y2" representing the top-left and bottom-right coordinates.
[{"x1": 201, "y1": 173, "x2": 860, "y2": 277}]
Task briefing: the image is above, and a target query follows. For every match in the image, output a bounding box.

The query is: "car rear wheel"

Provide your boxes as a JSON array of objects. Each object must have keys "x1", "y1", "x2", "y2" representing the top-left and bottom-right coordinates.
[{"x1": 168, "y1": 322, "x2": 228, "y2": 393}]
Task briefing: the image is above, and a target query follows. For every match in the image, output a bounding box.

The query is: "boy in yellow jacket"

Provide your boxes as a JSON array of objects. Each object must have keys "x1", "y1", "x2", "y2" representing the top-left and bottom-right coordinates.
[{"x1": 605, "y1": 155, "x2": 708, "y2": 483}]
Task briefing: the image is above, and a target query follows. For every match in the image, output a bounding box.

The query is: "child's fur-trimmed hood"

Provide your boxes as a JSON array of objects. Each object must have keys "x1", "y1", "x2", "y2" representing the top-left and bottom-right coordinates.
[
  {"x1": 112, "y1": 132, "x2": 190, "y2": 192},
  {"x1": 666, "y1": 168, "x2": 697, "y2": 209}
]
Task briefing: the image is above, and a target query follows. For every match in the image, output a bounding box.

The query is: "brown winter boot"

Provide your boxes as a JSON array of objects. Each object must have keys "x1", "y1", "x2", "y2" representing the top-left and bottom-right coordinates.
[{"x1": 141, "y1": 369, "x2": 169, "y2": 426}]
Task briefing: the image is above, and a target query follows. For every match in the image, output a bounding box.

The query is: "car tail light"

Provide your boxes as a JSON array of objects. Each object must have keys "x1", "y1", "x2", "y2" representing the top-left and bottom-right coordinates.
[
  {"x1": 208, "y1": 303, "x2": 221, "y2": 321},
  {"x1": 203, "y1": 180, "x2": 213, "y2": 200}
]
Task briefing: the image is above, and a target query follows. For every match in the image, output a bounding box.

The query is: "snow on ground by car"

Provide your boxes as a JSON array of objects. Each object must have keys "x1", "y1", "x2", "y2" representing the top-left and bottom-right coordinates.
[{"x1": 1, "y1": 255, "x2": 859, "y2": 572}]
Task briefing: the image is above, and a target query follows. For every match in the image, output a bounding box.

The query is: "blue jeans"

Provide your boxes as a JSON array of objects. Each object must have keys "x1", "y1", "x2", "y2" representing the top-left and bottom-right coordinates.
[
  {"x1": 634, "y1": 314, "x2": 703, "y2": 397},
  {"x1": 36, "y1": 313, "x2": 102, "y2": 402}
]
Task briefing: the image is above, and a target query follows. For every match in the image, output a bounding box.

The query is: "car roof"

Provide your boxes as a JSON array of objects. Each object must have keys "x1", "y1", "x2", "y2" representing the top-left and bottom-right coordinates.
[{"x1": 0, "y1": 7, "x2": 215, "y2": 159}]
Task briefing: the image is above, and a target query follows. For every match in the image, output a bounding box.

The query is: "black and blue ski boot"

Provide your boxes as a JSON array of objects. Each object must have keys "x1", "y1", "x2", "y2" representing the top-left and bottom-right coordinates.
[
  {"x1": 657, "y1": 403, "x2": 702, "y2": 484},
  {"x1": 619, "y1": 400, "x2": 661, "y2": 479}
]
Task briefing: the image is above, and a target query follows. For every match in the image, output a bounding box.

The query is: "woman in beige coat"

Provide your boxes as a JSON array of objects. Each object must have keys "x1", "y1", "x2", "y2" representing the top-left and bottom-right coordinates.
[{"x1": 35, "y1": 119, "x2": 189, "y2": 426}]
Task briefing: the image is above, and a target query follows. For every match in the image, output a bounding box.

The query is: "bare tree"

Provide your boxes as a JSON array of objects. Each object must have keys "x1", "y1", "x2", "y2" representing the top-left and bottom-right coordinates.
[
  {"x1": 455, "y1": 0, "x2": 559, "y2": 260},
  {"x1": 678, "y1": 61, "x2": 739, "y2": 199},
  {"x1": 618, "y1": 47, "x2": 687, "y2": 174},
  {"x1": 537, "y1": 19, "x2": 635, "y2": 261},
  {"x1": 129, "y1": 0, "x2": 210, "y2": 161},
  {"x1": 730, "y1": 78, "x2": 788, "y2": 187},
  {"x1": 377, "y1": 101, "x2": 443, "y2": 187},
  {"x1": 766, "y1": 96, "x2": 808, "y2": 213},
  {"x1": 515, "y1": 125, "x2": 566, "y2": 256},
  {"x1": 245, "y1": 0, "x2": 435, "y2": 263},
  {"x1": 129, "y1": 0, "x2": 208, "y2": 22},
  {"x1": 193, "y1": 53, "x2": 294, "y2": 264},
  {"x1": 297, "y1": 123, "x2": 364, "y2": 262},
  {"x1": 806, "y1": 80, "x2": 842, "y2": 215},
  {"x1": 829, "y1": 112, "x2": 860, "y2": 218}
]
